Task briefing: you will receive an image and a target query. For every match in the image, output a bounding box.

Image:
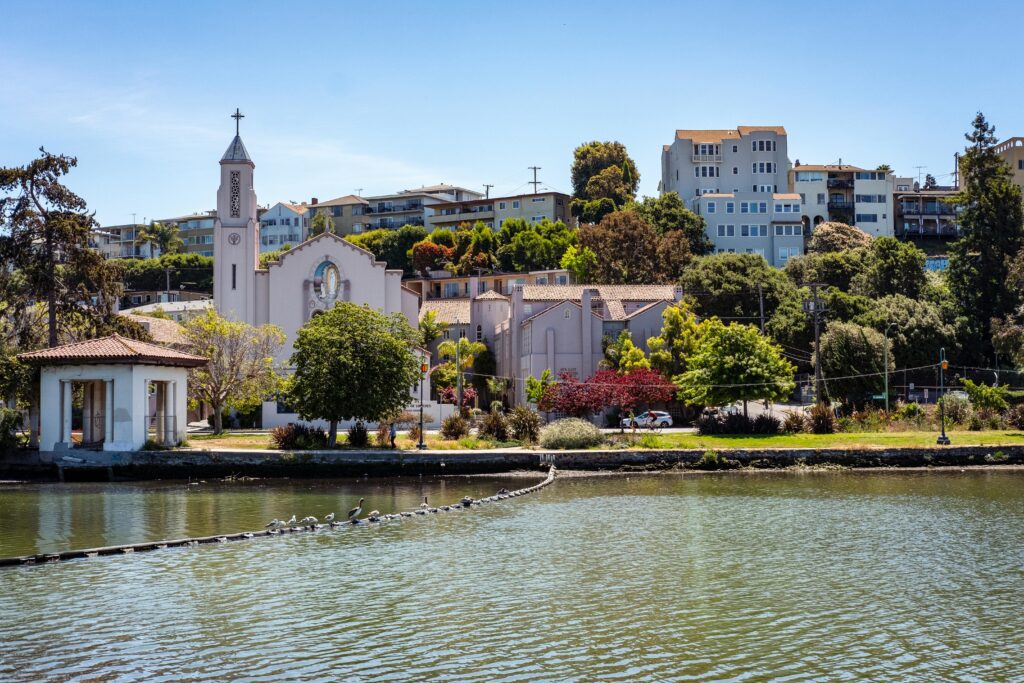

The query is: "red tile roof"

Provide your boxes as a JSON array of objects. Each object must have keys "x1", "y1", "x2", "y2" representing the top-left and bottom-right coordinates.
[{"x1": 17, "y1": 334, "x2": 208, "y2": 367}]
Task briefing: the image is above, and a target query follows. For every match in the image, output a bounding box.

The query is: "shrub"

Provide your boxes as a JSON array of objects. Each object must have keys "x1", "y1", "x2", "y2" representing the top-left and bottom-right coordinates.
[
  {"x1": 782, "y1": 411, "x2": 808, "y2": 434},
  {"x1": 539, "y1": 418, "x2": 605, "y2": 450},
  {"x1": 270, "y1": 423, "x2": 328, "y2": 450},
  {"x1": 938, "y1": 394, "x2": 970, "y2": 424},
  {"x1": 967, "y1": 413, "x2": 984, "y2": 431},
  {"x1": 376, "y1": 421, "x2": 391, "y2": 447},
  {"x1": 809, "y1": 403, "x2": 836, "y2": 434},
  {"x1": 1005, "y1": 404, "x2": 1024, "y2": 430},
  {"x1": 975, "y1": 407, "x2": 1004, "y2": 430},
  {"x1": 407, "y1": 424, "x2": 423, "y2": 444},
  {"x1": 752, "y1": 413, "x2": 781, "y2": 435},
  {"x1": 0, "y1": 408, "x2": 21, "y2": 452},
  {"x1": 347, "y1": 422, "x2": 369, "y2": 448},
  {"x1": 847, "y1": 406, "x2": 888, "y2": 432},
  {"x1": 894, "y1": 401, "x2": 923, "y2": 420},
  {"x1": 960, "y1": 378, "x2": 1009, "y2": 411},
  {"x1": 440, "y1": 414, "x2": 469, "y2": 440},
  {"x1": 507, "y1": 405, "x2": 542, "y2": 444},
  {"x1": 478, "y1": 408, "x2": 508, "y2": 441},
  {"x1": 698, "y1": 412, "x2": 755, "y2": 435}
]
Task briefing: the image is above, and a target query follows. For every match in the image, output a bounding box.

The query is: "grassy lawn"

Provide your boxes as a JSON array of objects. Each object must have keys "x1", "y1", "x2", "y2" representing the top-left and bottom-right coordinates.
[
  {"x1": 621, "y1": 430, "x2": 1024, "y2": 450},
  {"x1": 187, "y1": 432, "x2": 514, "y2": 451}
]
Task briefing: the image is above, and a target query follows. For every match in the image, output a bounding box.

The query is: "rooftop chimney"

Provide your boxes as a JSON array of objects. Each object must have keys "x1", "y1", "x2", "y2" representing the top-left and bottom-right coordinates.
[{"x1": 311, "y1": 197, "x2": 319, "y2": 205}]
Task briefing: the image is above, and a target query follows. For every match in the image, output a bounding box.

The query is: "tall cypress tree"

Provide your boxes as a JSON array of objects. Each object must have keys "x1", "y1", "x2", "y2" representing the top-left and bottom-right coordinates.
[{"x1": 947, "y1": 113, "x2": 1024, "y2": 362}]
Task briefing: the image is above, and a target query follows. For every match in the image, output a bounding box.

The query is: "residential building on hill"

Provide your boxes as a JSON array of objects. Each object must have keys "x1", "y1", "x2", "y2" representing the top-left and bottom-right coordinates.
[
  {"x1": 259, "y1": 201, "x2": 310, "y2": 252},
  {"x1": 425, "y1": 191, "x2": 573, "y2": 231},
  {"x1": 893, "y1": 181, "x2": 960, "y2": 241},
  {"x1": 90, "y1": 224, "x2": 158, "y2": 259},
  {"x1": 406, "y1": 269, "x2": 570, "y2": 301},
  {"x1": 156, "y1": 211, "x2": 218, "y2": 256},
  {"x1": 994, "y1": 137, "x2": 1024, "y2": 195},
  {"x1": 691, "y1": 192, "x2": 805, "y2": 266},
  {"x1": 308, "y1": 184, "x2": 483, "y2": 236},
  {"x1": 306, "y1": 195, "x2": 369, "y2": 236},
  {"x1": 789, "y1": 163, "x2": 895, "y2": 237}
]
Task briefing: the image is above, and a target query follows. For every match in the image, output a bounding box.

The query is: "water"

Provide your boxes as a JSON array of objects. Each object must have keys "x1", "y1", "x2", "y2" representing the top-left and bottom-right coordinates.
[{"x1": 1, "y1": 471, "x2": 1023, "y2": 681}]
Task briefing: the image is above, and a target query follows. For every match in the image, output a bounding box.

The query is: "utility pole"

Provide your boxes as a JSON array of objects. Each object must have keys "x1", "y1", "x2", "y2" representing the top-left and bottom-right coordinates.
[
  {"x1": 528, "y1": 166, "x2": 542, "y2": 194},
  {"x1": 914, "y1": 166, "x2": 926, "y2": 187},
  {"x1": 884, "y1": 321, "x2": 897, "y2": 412},
  {"x1": 803, "y1": 283, "x2": 827, "y2": 404},
  {"x1": 483, "y1": 184, "x2": 493, "y2": 199},
  {"x1": 757, "y1": 283, "x2": 765, "y2": 333},
  {"x1": 455, "y1": 341, "x2": 462, "y2": 413},
  {"x1": 164, "y1": 267, "x2": 172, "y2": 302},
  {"x1": 953, "y1": 152, "x2": 960, "y2": 189}
]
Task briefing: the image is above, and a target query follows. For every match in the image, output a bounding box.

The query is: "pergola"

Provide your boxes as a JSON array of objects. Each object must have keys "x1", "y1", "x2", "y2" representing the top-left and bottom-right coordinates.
[{"x1": 17, "y1": 335, "x2": 208, "y2": 454}]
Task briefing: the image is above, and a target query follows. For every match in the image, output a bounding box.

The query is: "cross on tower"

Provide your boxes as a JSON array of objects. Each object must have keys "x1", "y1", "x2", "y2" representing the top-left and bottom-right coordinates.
[{"x1": 231, "y1": 108, "x2": 244, "y2": 136}]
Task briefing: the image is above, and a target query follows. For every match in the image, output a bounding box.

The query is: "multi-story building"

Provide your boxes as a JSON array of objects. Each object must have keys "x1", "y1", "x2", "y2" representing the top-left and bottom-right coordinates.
[
  {"x1": 155, "y1": 211, "x2": 218, "y2": 256},
  {"x1": 90, "y1": 224, "x2": 157, "y2": 259},
  {"x1": 893, "y1": 180, "x2": 960, "y2": 241},
  {"x1": 362, "y1": 184, "x2": 483, "y2": 232},
  {"x1": 692, "y1": 192, "x2": 805, "y2": 266},
  {"x1": 425, "y1": 191, "x2": 573, "y2": 231},
  {"x1": 994, "y1": 137, "x2": 1024, "y2": 195},
  {"x1": 306, "y1": 195, "x2": 369, "y2": 236},
  {"x1": 789, "y1": 163, "x2": 895, "y2": 237},
  {"x1": 259, "y1": 201, "x2": 310, "y2": 252}
]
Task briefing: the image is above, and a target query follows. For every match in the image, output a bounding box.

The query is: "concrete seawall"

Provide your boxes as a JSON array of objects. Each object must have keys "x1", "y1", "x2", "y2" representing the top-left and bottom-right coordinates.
[{"x1": 3, "y1": 445, "x2": 1024, "y2": 480}]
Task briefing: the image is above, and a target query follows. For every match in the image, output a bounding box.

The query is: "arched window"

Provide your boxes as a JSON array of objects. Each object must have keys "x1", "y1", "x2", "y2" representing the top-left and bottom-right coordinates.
[{"x1": 476, "y1": 325, "x2": 483, "y2": 342}]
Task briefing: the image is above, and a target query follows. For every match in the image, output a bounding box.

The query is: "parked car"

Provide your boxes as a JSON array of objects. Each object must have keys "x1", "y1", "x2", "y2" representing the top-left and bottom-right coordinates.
[{"x1": 621, "y1": 411, "x2": 673, "y2": 429}]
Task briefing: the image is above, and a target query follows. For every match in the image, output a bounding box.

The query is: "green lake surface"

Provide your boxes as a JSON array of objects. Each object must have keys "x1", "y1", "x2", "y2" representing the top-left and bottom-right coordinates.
[{"x1": 1, "y1": 470, "x2": 1022, "y2": 681}]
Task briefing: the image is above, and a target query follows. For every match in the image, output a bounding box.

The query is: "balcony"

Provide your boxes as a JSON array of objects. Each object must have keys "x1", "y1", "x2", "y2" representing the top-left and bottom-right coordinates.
[
  {"x1": 691, "y1": 154, "x2": 722, "y2": 163},
  {"x1": 365, "y1": 203, "x2": 423, "y2": 214},
  {"x1": 827, "y1": 201, "x2": 853, "y2": 211},
  {"x1": 432, "y1": 209, "x2": 496, "y2": 224},
  {"x1": 826, "y1": 179, "x2": 854, "y2": 189},
  {"x1": 899, "y1": 204, "x2": 957, "y2": 216}
]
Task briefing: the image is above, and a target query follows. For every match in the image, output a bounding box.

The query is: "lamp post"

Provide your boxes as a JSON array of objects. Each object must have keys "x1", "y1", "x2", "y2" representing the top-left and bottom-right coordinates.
[
  {"x1": 418, "y1": 360, "x2": 428, "y2": 450},
  {"x1": 883, "y1": 321, "x2": 897, "y2": 412},
  {"x1": 937, "y1": 347, "x2": 950, "y2": 445}
]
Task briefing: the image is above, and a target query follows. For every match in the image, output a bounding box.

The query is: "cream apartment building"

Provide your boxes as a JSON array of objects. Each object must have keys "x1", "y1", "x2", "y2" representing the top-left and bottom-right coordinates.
[
  {"x1": 994, "y1": 137, "x2": 1024, "y2": 195},
  {"x1": 789, "y1": 163, "x2": 895, "y2": 237},
  {"x1": 426, "y1": 191, "x2": 573, "y2": 231}
]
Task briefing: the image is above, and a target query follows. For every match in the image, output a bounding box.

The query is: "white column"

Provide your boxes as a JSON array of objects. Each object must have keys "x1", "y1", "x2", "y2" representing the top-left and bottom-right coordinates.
[
  {"x1": 104, "y1": 379, "x2": 114, "y2": 447},
  {"x1": 164, "y1": 381, "x2": 176, "y2": 446},
  {"x1": 82, "y1": 381, "x2": 93, "y2": 443},
  {"x1": 61, "y1": 380, "x2": 73, "y2": 446},
  {"x1": 154, "y1": 382, "x2": 164, "y2": 444}
]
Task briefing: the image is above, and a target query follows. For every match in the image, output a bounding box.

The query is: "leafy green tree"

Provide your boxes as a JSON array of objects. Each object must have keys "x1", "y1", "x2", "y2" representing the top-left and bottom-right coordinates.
[
  {"x1": 599, "y1": 330, "x2": 649, "y2": 372},
  {"x1": 525, "y1": 368, "x2": 553, "y2": 404},
  {"x1": 807, "y1": 221, "x2": 873, "y2": 253},
  {"x1": 680, "y1": 253, "x2": 797, "y2": 323},
  {"x1": 959, "y1": 378, "x2": 1009, "y2": 410},
  {"x1": 438, "y1": 337, "x2": 486, "y2": 371},
  {"x1": 816, "y1": 321, "x2": 892, "y2": 407},
  {"x1": 924, "y1": 173, "x2": 937, "y2": 189},
  {"x1": 495, "y1": 219, "x2": 575, "y2": 272},
  {"x1": 0, "y1": 148, "x2": 126, "y2": 347},
  {"x1": 630, "y1": 192, "x2": 713, "y2": 255},
  {"x1": 853, "y1": 237, "x2": 927, "y2": 299},
  {"x1": 119, "y1": 253, "x2": 214, "y2": 294},
  {"x1": 570, "y1": 141, "x2": 640, "y2": 202},
  {"x1": 137, "y1": 221, "x2": 183, "y2": 256},
  {"x1": 619, "y1": 336, "x2": 649, "y2": 372},
  {"x1": 876, "y1": 164, "x2": 892, "y2": 173},
  {"x1": 384, "y1": 224, "x2": 428, "y2": 273},
  {"x1": 309, "y1": 212, "x2": 335, "y2": 237},
  {"x1": 784, "y1": 249, "x2": 867, "y2": 291},
  {"x1": 560, "y1": 244, "x2": 598, "y2": 283},
  {"x1": 677, "y1": 319, "x2": 796, "y2": 417},
  {"x1": 288, "y1": 302, "x2": 420, "y2": 446},
  {"x1": 183, "y1": 309, "x2": 285, "y2": 434},
  {"x1": 431, "y1": 361, "x2": 457, "y2": 391},
  {"x1": 571, "y1": 197, "x2": 617, "y2": 224},
  {"x1": 854, "y1": 294, "x2": 956, "y2": 369},
  {"x1": 647, "y1": 300, "x2": 701, "y2": 379},
  {"x1": 418, "y1": 309, "x2": 446, "y2": 348},
  {"x1": 259, "y1": 244, "x2": 292, "y2": 268},
  {"x1": 579, "y1": 210, "x2": 678, "y2": 284},
  {"x1": 948, "y1": 112, "x2": 1024, "y2": 361}
]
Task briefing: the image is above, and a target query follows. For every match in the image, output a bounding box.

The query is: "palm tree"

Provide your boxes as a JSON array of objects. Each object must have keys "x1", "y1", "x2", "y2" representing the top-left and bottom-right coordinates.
[
  {"x1": 437, "y1": 337, "x2": 486, "y2": 371},
  {"x1": 419, "y1": 310, "x2": 447, "y2": 348},
  {"x1": 137, "y1": 222, "x2": 183, "y2": 257}
]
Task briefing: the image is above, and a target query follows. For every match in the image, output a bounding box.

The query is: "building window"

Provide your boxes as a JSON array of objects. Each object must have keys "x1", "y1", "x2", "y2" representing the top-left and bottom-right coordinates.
[
  {"x1": 795, "y1": 171, "x2": 824, "y2": 182},
  {"x1": 896, "y1": 184, "x2": 911, "y2": 191},
  {"x1": 498, "y1": 202, "x2": 506, "y2": 210},
  {"x1": 231, "y1": 264, "x2": 236, "y2": 290},
  {"x1": 732, "y1": 145, "x2": 738, "y2": 153},
  {"x1": 444, "y1": 283, "x2": 459, "y2": 297},
  {"x1": 443, "y1": 329, "x2": 450, "y2": 340},
  {"x1": 817, "y1": 193, "x2": 826, "y2": 205},
  {"x1": 531, "y1": 197, "x2": 545, "y2": 203},
  {"x1": 726, "y1": 202, "x2": 734, "y2": 214},
  {"x1": 707, "y1": 202, "x2": 716, "y2": 214},
  {"x1": 732, "y1": 167, "x2": 738, "y2": 175},
  {"x1": 855, "y1": 214, "x2": 879, "y2": 223},
  {"x1": 563, "y1": 309, "x2": 571, "y2": 319},
  {"x1": 855, "y1": 194, "x2": 886, "y2": 203},
  {"x1": 512, "y1": 200, "x2": 520, "y2": 209},
  {"x1": 476, "y1": 325, "x2": 483, "y2": 341},
  {"x1": 854, "y1": 171, "x2": 885, "y2": 180},
  {"x1": 778, "y1": 247, "x2": 800, "y2": 264}
]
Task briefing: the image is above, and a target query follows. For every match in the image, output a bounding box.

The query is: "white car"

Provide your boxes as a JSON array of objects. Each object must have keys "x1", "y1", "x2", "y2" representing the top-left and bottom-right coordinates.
[{"x1": 621, "y1": 411, "x2": 673, "y2": 429}]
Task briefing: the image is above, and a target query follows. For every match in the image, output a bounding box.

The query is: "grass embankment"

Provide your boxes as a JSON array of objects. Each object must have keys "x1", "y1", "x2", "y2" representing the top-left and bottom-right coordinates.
[
  {"x1": 188, "y1": 433, "x2": 511, "y2": 451},
  {"x1": 621, "y1": 430, "x2": 1024, "y2": 450}
]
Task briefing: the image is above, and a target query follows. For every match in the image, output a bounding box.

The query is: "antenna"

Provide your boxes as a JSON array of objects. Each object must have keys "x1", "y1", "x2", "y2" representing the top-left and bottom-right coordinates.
[
  {"x1": 528, "y1": 166, "x2": 542, "y2": 194},
  {"x1": 483, "y1": 184, "x2": 494, "y2": 199},
  {"x1": 354, "y1": 188, "x2": 364, "y2": 197},
  {"x1": 914, "y1": 166, "x2": 926, "y2": 185}
]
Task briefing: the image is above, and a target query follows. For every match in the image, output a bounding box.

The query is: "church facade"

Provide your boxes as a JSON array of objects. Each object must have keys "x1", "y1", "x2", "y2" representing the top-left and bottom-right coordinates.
[{"x1": 211, "y1": 120, "x2": 438, "y2": 429}]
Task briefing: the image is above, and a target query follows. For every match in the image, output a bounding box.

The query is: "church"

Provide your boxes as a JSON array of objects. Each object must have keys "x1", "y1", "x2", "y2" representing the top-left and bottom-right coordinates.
[{"x1": 210, "y1": 112, "x2": 434, "y2": 428}]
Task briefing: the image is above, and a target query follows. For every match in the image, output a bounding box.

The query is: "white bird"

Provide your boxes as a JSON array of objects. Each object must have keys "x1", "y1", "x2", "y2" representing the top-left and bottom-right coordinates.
[
  {"x1": 299, "y1": 516, "x2": 317, "y2": 525},
  {"x1": 420, "y1": 496, "x2": 429, "y2": 509},
  {"x1": 285, "y1": 515, "x2": 297, "y2": 526},
  {"x1": 348, "y1": 498, "x2": 365, "y2": 522},
  {"x1": 368, "y1": 509, "x2": 380, "y2": 517},
  {"x1": 324, "y1": 513, "x2": 335, "y2": 523},
  {"x1": 264, "y1": 519, "x2": 280, "y2": 528}
]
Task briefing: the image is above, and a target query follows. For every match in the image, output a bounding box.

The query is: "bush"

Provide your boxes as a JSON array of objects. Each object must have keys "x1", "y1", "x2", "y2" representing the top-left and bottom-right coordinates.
[
  {"x1": 967, "y1": 413, "x2": 984, "y2": 431},
  {"x1": 960, "y1": 378, "x2": 1009, "y2": 411},
  {"x1": 894, "y1": 401, "x2": 922, "y2": 420},
  {"x1": 809, "y1": 403, "x2": 836, "y2": 434},
  {"x1": 407, "y1": 424, "x2": 423, "y2": 444},
  {"x1": 782, "y1": 411, "x2": 808, "y2": 434},
  {"x1": 752, "y1": 413, "x2": 781, "y2": 435},
  {"x1": 507, "y1": 405, "x2": 542, "y2": 444},
  {"x1": 938, "y1": 394, "x2": 970, "y2": 424},
  {"x1": 1006, "y1": 404, "x2": 1024, "y2": 430},
  {"x1": 440, "y1": 414, "x2": 469, "y2": 440},
  {"x1": 270, "y1": 423, "x2": 328, "y2": 450},
  {"x1": 975, "y1": 407, "x2": 1004, "y2": 430},
  {"x1": 347, "y1": 422, "x2": 369, "y2": 448},
  {"x1": 539, "y1": 418, "x2": 605, "y2": 450},
  {"x1": 478, "y1": 408, "x2": 508, "y2": 441},
  {"x1": 697, "y1": 411, "x2": 754, "y2": 435}
]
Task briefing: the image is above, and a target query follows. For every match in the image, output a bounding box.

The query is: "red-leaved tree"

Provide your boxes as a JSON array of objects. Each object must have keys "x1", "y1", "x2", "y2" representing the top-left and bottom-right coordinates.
[
  {"x1": 612, "y1": 368, "x2": 677, "y2": 412},
  {"x1": 539, "y1": 369, "x2": 675, "y2": 417},
  {"x1": 412, "y1": 241, "x2": 454, "y2": 276}
]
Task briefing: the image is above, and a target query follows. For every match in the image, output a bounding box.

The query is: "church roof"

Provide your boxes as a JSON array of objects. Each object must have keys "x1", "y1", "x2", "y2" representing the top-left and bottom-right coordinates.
[
  {"x1": 520, "y1": 284, "x2": 678, "y2": 302},
  {"x1": 17, "y1": 334, "x2": 207, "y2": 367},
  {"x1": 221, "y1": 135, "x2": 252, "y2": 163},
  {"x1": 419, "y1": 298, "x2": 470, "y2": 325},
  {"x1": 475, "y1": 290, "x2": 509, "y2": 301}
]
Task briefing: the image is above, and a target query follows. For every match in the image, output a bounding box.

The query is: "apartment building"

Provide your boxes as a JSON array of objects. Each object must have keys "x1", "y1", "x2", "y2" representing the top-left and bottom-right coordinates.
[
  {"x1": 156, "y1": 211, "x2": 218, "y2": 256},
  {"x1": 307, "y1": 195, "x2": 370, "y2": 236},
  {"x1": 425, "y1": 191, "x2": 573, "y2": 231},
  {"x1": 308, "y1": 184, "x2": 483, "y2": 236},
  {"x1": 407, "y1": 268, "x2": 571, "y2": 301},
  {"x1": 789, "y1": 163, "x2": 895, "y2": 237},
  {"x1": 259, "y1": 201, "x2": 310, "y2": 252},
  {"x1": 893, "y1": 179, "x2": 960, "y2": 241},
  {"x1": 994, "y1": 137, "x2": 1024, "y2": 194},
  {"x1": 692, "y1": 192, "x2": 805, "y2": 266},
  {"x1": 90, "y1": 225, "x2": 155, "y2": 259}
]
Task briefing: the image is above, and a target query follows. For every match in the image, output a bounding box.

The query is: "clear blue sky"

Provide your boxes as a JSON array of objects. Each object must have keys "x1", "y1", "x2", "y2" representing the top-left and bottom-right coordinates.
[{"x1": 2, "y1": 0, "x2": 1022, "y2": 227}]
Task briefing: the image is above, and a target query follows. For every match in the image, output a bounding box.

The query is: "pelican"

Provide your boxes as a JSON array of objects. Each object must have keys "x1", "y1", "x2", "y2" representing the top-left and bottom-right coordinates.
[
  {"x1": 348, "y1": 498, "x2": 365, "y2": 523},
  {"x1": 497, "y1": 487, "x2": 509, "y2": 495},
  {"x1": 264, "y1": 519, "x2": 281, "y2": 529},
  {"x1": 460, "y1": 496, "x2": 473, "y2": 507},
  {"x1": 324, "y1": 513, "x2": 335, "y2": 523},
  {"x1": 299, "y1": 516, "x2": 317, "y2": 525},
  {"x1": 285, "y1": 515, "x2": 297, "y2": 526},
  {"x1": 420, "y1": 496, "x2": 430, "y2": 509}
]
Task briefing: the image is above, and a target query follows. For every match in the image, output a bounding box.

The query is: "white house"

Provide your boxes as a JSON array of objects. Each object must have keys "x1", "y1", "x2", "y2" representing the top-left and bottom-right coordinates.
[{"x1": 259, "y1": 201, "x2": 310, "y2": 252}]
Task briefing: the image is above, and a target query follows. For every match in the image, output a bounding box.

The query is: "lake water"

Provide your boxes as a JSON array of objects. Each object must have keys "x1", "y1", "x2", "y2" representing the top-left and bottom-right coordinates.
[{"x1": 1, "y1": 471, "x2": 1023, "y2": 681}]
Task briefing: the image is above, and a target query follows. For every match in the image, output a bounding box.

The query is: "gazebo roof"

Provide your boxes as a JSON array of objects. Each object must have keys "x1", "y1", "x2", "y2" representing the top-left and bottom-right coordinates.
[{"x1": 17, "y1": 334, "x2": 208, "y2": 368}]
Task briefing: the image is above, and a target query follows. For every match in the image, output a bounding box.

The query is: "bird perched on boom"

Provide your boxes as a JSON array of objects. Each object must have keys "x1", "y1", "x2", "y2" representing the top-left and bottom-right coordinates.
[{"x1": 348, "y1": 498, "x2": 365, "y2": 522}]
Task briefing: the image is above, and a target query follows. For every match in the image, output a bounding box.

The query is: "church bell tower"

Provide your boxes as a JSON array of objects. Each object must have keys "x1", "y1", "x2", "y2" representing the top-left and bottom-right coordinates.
[{"x1": 213, "y1": 108, "x2": 258, "y2": 324}]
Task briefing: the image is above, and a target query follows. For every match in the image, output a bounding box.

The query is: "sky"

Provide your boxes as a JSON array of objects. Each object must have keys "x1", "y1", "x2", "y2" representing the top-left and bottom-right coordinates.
[{"x1": 2, "y1": 0, "x2": 1023, "y2": 227}]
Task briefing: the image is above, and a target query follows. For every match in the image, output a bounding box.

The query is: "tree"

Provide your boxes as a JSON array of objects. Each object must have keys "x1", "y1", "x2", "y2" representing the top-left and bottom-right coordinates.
[
  {"x1": 309, "y1": 212, "x2": 335, "y2": 237},
  {"x1": 495, "y1": 219, "x2": 576, "y2": 273},
  {"x1": 631, "y1": 192, "x2": 713, "y2": 255},
  {"x1": 612, "y1": 368, "x2": 677, "y2": 413},
  {"x1": 137, "y1": 221, "x2": 183, "y2": 256},
  {"x1": 959, "y1": 378, "x2": 1009, "y2": 410},
  {"x1": 876, "y1": 164, "x2": 892, "y2": 173},
  {"x1": 648, "y1": 300, "x2": 702, "y2": 379},
  {"x1": 807, "y1": 222, "x2": 873, "y2": 253},
  {"x1": 601, "y1": 331, "x2": 649, "y2": 372},
  {"x1": 578, "y1": 210, "x2": 669, "y2": 284},
  {"x1": 948, "y1": 112, "x2": 1024, "y2": 361},
  {"x1": 411, "y1": 241, "x2": 453, "y2": 276},
  {"x1": 525, "y1": 368, "x2": 553, "y2": 404},
  {"x1": 259, "y1": 244, "x2": 292, "y2": 268},
  {"x1": 853, "y1": 237, "x2": 927, "y2": 299},
  {"x1": 183, "y1": 309, "x2": 285, "y2": 434},
  {"x1": 0, "y1": 148, "x2": 126, "y2": 347},
  {"x1": 784, "y1": 249, "x2": 867, "y2": 291},
  {"x1": 571, "y1": 197, "x2": 617, "y2": 224},
  {"x1": 419, "y1": 309, "x2": 446, "y2": 348},
  {"x1": 815, "y1": 321, "x2": 892, "y2": 407},
  {"x1": 924, "y1": 173, "x2": 938, "y2": 189},
  {"x1": 560, "y1": 245, "x2": 598, "y2": 283},
  {"x1": 539, "y1": 371, "x2": 611, "y2": 417},
  {"x1": 570, "y1": 141, "x2": 640, "y2": 203},
  {"x1": 288, "y1": 302, "x2": 420, "y2": 446},
  {"x1": 680, "y1": 253, "x2": 798, "y2": 324},
  {"x1": 119, "y1": 253, "x2": 214, "y2": 294},
  {"x1": 677, "y1": 320, "x2": 795, "y2": 417},
  {"x1": 854, "y1": 294, "x2": 956, "y2": 369}
]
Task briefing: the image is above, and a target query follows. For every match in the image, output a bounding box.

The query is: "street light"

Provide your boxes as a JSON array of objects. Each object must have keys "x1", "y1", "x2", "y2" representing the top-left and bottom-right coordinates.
[
  {"x1": 418, "y1": 360, "x2": 428, "y2": 450},
  {"x1": 937, "y1": 348, "x2": 950, "y2": 445},
  {"x1": 883, "y1": 321, "x2": 897, "y2": 412}
]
